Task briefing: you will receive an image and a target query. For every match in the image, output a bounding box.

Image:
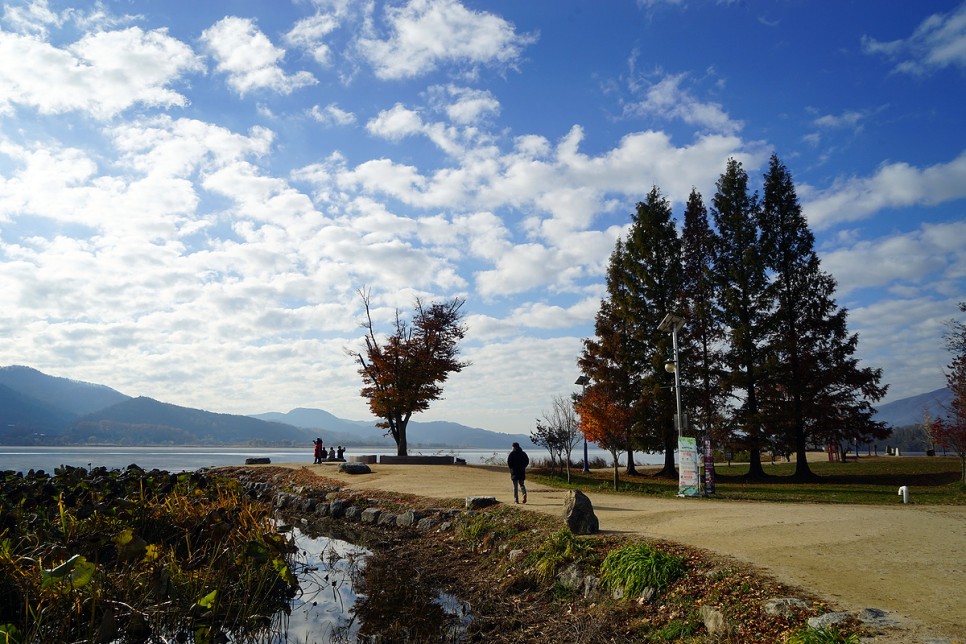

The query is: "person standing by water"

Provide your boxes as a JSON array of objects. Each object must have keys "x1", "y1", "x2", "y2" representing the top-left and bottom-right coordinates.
[
  {"x1": 507, "y1": 442, "x2": 529, "y2": 504},
  {"x1": 313, "y1": 438, "x2": 323, "y2": 464}
]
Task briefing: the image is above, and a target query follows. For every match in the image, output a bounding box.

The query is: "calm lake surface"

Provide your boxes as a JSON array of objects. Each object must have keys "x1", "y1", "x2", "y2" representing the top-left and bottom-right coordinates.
[{"x1": 0, "y1": 445, "x2": 662, "y2": 474}]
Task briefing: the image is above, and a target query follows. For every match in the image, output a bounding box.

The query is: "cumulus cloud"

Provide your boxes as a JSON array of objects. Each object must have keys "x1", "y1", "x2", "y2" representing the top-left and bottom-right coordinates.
[
  {"x1": 823, "y1": 220, "x2": 966, "y2": 297},
  {"x1": 285, "y1": 13, "x2": 341, "y2": 65},
  {"x1": 309, "y1": 103, "x2": 357, "y2": 126},
  {"x1": 623, "y1": 70, "x2": 743, "y2": 135},
  {"x1": 803, "y1": 149, "x2": 966, "y2": 229},
  {"x1": 2, "y1": 0, "x2": 62, "y2": 36},
  {"x1": 863, "y1": 2, "x2": 966, "y2": 74},
  {"x1": 429, "y1": 85, "x2": 501, "y2": 124},
  {"x1": 0, "y1": 27, "x2": 203, "y2": 118},
  {"x1": 201, "y1": 16, "x2": 318, "y2": 95},
  {"x1": 357, "y1": 0, "x2": 537, "y2": 80}
]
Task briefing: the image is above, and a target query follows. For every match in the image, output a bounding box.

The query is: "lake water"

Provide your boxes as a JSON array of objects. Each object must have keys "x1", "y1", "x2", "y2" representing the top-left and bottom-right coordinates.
[{"x1": 0, "y1": 445, "x2": 664, "y2": 474}]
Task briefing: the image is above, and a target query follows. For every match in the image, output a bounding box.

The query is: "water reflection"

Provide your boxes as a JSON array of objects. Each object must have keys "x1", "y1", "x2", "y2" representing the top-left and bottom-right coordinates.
[
  {"x1": 277, "y1": 527, "x2": 471, "y2": 643},
  {"x1": 276, "y1": 529, "x2": 370, "y2": 643}
]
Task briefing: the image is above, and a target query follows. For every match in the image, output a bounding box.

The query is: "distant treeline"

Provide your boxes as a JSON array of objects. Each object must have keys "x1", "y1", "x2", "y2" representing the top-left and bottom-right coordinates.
[{"x1": 870, "y1": 425, "x2": 931, "y2": 453}]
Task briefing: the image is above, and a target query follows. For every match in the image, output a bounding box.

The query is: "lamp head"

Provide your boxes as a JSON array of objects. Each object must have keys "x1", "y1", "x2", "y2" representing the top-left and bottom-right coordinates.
[{"x1": 664, "y1": 360, "x2": 676, "y2": 374}]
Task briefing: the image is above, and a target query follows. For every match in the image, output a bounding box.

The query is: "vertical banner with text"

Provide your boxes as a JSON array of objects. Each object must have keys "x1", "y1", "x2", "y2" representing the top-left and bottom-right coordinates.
[
  {"x1": 677, "y1": 436, "x2": 701, "y2": 497},
  {"x1": 703, "y1": 437, "x2": 716, "y2": 495}
]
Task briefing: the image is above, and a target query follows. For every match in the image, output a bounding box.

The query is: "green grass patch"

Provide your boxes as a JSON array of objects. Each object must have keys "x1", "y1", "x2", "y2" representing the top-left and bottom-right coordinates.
[
  {"x1": 599, "y1": 542, "x2": 686, "y2": 597},
  {"x1": 532, "y1": 456, "x2": 965, "y2": 505}
]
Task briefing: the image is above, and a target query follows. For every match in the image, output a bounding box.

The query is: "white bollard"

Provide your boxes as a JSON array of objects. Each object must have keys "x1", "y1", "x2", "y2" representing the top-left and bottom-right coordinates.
[{"x1": 898, "y1": 485, "x2": 909, "y2": 504}]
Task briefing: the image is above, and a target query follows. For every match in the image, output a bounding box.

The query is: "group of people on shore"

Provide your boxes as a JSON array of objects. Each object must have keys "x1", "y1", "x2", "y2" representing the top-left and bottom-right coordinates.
[{"x1": 312, "y1": 439, "x2": 346, "y2": 464}]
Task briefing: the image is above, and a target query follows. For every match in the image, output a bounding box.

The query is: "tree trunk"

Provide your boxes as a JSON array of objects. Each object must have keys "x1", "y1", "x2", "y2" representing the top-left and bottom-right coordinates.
[
  {"x1": 654, "y1": 434, "x2": 678, "y2": 479},
  {"x1": 791, "y1": 419, "x2": 818, "y2": 481},
  {"x1": 396, "y1": 420, "x2": 408, "y2": 456},
  {"x1": 746, "y1": 447, "x2": 768, "y2": 480},
  {"x1": 625, "y1": 448, "x2": 638, "y2": 475},
  {"x1": 611, "y1": 449, "x2": 620, "y2": 491}
]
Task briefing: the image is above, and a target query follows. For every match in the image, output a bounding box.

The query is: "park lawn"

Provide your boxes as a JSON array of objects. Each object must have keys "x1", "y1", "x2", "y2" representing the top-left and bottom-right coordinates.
[{"x1": 531, "y1": 455, "x2": 966, "y2": 505}]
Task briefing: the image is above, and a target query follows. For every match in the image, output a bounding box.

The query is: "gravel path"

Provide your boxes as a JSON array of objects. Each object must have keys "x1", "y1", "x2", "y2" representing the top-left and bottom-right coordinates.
[{"x1": 287, "y1": 462, "x2": 965, "y2": 642}]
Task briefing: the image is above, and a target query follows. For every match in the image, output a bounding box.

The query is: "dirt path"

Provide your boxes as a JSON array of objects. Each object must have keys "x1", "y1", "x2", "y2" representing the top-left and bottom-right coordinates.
[{"x1": 287, "y1": 462, "x2": 965, "y2": 641}]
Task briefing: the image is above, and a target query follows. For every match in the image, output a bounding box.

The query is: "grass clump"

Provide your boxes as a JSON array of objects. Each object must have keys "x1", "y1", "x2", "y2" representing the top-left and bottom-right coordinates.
[
  {"x1": 527, "y1": 529, "x2": 596, "y2": 583},
  {"x1": 650, "y1": 617, "x2": 698, "y2": 641},
  {"x1": 599, "y1": 541, "x2": 686, "y2": 597},
  {"x1": 457, "y1": 510, "x2": 517, "y2": 551}
]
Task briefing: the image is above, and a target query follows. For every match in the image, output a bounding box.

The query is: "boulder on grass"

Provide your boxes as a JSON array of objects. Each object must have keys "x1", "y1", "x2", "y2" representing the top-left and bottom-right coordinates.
[
  {"x1": 339, "y1": 462, "x2": 372, "y2": 475},
  {"x1": 563, "y1": 490, "x2": 599, "y2": 534},
  {"x1": 465, "y1": 496, "x2": 498, "y2": 510}
]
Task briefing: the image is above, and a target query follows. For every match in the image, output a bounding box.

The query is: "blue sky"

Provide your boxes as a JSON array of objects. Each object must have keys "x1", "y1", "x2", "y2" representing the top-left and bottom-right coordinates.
[{"x1": 1, "y1": 0, "x2": 964, "y2": 435}]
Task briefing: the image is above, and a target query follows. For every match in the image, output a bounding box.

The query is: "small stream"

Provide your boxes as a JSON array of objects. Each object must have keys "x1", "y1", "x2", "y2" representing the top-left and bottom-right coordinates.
[{"x1": 263, "y1": 526, "x2": 472, "y2": 643}]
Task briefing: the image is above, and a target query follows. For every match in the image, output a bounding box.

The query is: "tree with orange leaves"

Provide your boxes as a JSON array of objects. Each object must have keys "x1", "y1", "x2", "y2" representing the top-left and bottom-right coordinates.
[
  {"x1": 576, "y1": 384, "x2": 633, "y2": 490},
  {"x1": 349, "y1": 290, "x2": 468, "y2": 456}
]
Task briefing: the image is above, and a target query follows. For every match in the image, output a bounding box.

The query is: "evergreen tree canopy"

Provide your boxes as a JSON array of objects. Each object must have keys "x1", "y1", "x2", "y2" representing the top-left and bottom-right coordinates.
[
  {"x1": 759, "y1": 154, "x2": 887, "y2": 478},
  {"x1": 710, "y1": 158, "x2": 772, "y2": 479}
]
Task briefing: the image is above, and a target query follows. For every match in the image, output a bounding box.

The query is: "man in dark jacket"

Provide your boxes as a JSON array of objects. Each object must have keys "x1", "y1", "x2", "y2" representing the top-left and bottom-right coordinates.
[{"x1": 507, "y1": 442, "x2": 530, "y2": 504}]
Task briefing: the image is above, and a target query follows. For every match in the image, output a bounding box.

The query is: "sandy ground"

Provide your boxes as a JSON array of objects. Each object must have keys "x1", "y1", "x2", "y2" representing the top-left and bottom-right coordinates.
[{"x1": 283, "y1": 462, "x2": 965, "y2": 642}]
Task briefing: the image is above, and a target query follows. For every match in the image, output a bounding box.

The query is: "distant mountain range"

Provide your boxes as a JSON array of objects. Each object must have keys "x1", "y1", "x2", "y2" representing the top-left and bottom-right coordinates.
[
  {"x1": 871, "y1": 387, "x2": 953, "y2": 428},
  {"x1": 0, "y1": 365, "x2": 951, "y2": 448},
  {"x1": 0, "y1": 365, "x2": 534, "y2": 449}
]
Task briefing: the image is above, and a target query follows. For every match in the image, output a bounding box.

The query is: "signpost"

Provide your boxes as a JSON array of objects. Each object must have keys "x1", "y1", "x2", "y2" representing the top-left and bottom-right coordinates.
[{"x1": 677, "y1": 436, "x2": 701, "y2": 497}]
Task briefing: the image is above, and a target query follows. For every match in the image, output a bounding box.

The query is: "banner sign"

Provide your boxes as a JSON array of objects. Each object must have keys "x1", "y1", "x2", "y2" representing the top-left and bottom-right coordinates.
[
  {"x1": 703, "y1": 437, "x2": 716, "y2": 495},
  {"x1": 677, "y1": 436, "x2": 701, "y2": 497}
]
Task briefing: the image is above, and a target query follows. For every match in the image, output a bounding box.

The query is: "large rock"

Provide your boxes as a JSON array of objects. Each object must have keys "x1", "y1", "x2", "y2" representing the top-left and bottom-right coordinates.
[
  {"x1": 764, "y1": 597, "x2": 809, "y2": 617},
  {"x1": 563, "y1": 490, "x2": 599, "y2": 534},
  {"x1": 339, "y1": 462, "x2": 372, "y2": 475},
  {"x1": 396, "y1": 510, "x2": 424, "y2": 528},
  {"x1": 465, "y1": 496, "x2": 498, "y2": 510},
  {"x1": 808, "y1": 612, "x2": 851, "y2": 630}
]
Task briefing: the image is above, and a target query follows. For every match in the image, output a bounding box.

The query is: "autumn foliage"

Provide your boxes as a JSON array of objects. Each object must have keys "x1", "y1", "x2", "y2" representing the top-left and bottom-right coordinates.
[
  {"x1": 350, "y1": 293, "x2": 468, "y2": 456},
  {"x1": 575, "y1": 385, "x2": 632, "y2": 450},
  {"x1": 933, "y1": 302, "x2": 966, "y2": 483}
]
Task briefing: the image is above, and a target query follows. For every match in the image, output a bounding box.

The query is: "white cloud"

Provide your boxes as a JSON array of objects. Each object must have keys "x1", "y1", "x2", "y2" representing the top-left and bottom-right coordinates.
[
  {"x1": 0, "y1": 27, "x2": 203, "y2": 118},
  {"x1": 2, "y1": 0, "x2": 62, "y2": 36},
  {"x1": 823, "y1": 220, "x2": 966, "y2": 297},
  {"x1": 430, "y1": 85, "x2": 500, "y2": 125},
  {"x1": 813, "y1": 110, "x2": 867, "y2": 129},
  {"x1": 366, "y1": 103, "x2": 425, "y2": 140},
  {"x1": 285, "y1": 13, "x2": 341, "y2": 65},
  {"x1": 803, "y1": 149, "x2": 966, "y2": 229},
  {"x1": 863, "y1": 2, "x2": 966, "y2": 74},
  {"x1": 357, "y1": 0, "x2": 537, "y2": 80},
  {"x1": 308, "y1": 103, "x2": 357, "y2": 126},
  {"x1": 200, "y1": 16, "x2": 317, "y2": 96},
  {"x1": 623, "y1": 71, "x2": 743, "y2": 135}
]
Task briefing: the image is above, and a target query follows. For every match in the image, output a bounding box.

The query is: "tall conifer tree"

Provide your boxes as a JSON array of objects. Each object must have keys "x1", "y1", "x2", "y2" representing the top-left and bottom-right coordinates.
[
  {"x1": 579, "y1": 188, "x2": 683, "y2": 478},
  {"x1": 621, "y1": 188, "x2": 684, "y2": 477},
  {"x1": 711, "y1": 158, "x2": 772, "y2": 479},
  {"x1": 680, "y1": 188, "x2": 725, "y2": 443},
  {"x1": 759, "y1": 155, "x2": 888, "y2": 478}
]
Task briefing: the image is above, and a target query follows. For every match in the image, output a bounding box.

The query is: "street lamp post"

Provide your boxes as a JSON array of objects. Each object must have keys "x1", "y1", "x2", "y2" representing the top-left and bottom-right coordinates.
[
  {"x1": 658, "y1": 314, "x2": 685, "y2": 438},
  {"x1": 574, "y1": 375, "x2": 590, "y2": 472}
]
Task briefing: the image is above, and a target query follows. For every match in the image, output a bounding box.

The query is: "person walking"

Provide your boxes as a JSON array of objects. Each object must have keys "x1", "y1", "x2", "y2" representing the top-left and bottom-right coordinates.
[{"x1": 507, "y1": 442, "x2": 530, "y2": 504}]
